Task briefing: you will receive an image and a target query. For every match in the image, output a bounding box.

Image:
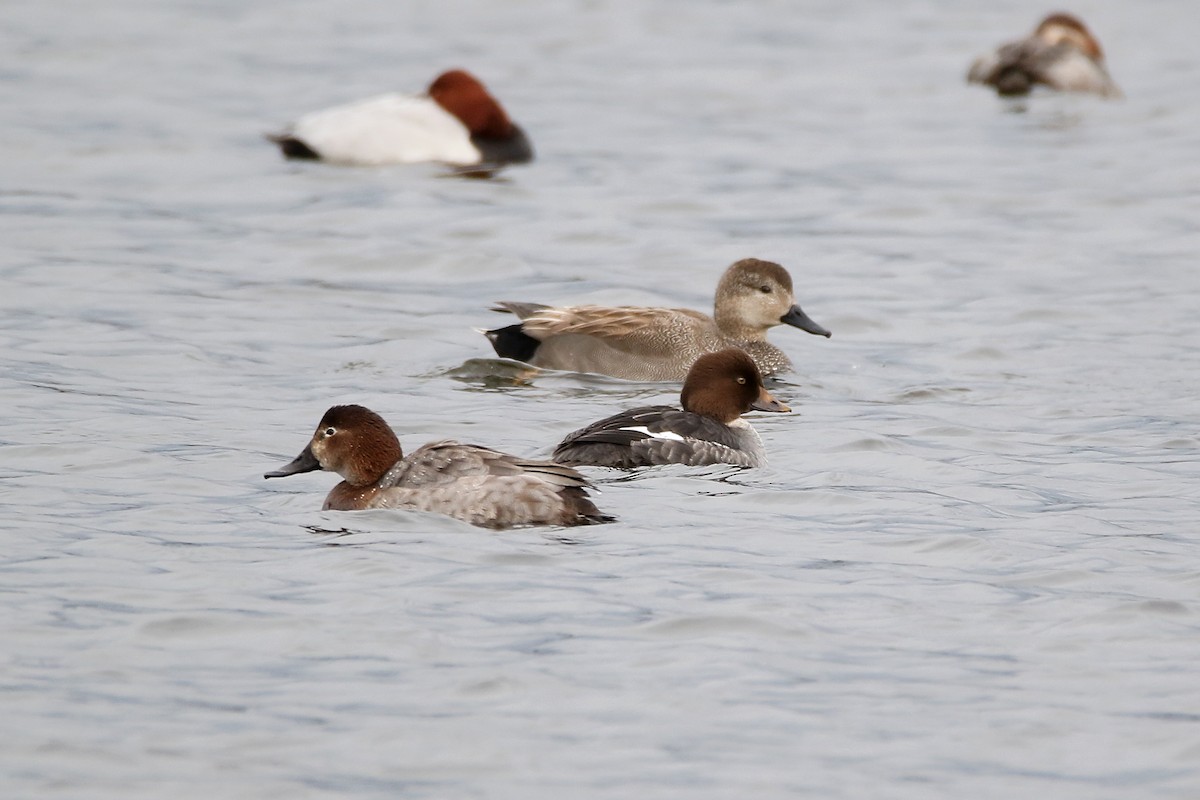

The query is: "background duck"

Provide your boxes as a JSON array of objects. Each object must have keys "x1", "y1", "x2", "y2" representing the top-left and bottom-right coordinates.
[
  {"x1": 967, "y1": 13, "x2": 1121, "y2": 98},
  {"x1": 485, "y1": 258, "x2": 830, "y2": 382},
  {"x1": 265, "y1": 405, "x2": 608, "y2": 528},
  {"x1": 267, "y1": 69, "x2": 534, "y2": 166},
  {"x1": 553, "y1": 349, "x2": 790, "y2": 468}
]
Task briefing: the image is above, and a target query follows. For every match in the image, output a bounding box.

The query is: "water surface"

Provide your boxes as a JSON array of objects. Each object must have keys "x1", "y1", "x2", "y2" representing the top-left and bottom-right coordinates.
[{"x1": 3, "y1": 1, "x2": 1200, "y2": 797}]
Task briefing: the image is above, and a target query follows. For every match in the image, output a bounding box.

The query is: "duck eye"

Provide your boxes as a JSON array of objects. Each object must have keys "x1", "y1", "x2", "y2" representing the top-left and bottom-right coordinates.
[
  {"x1": 323, "y1": 427, "x2": 336, "y2": 437},
  {"x1": 759, "y1": 284, "x2": 772, "y2": 294},
  {"x1": 736, "y1": 376, "x2": 747, "y2": 384}
]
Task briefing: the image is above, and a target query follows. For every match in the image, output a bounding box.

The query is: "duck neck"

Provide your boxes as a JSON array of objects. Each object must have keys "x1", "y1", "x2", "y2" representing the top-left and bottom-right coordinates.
[
  {"x1": 714, "y1": 304, "x2": 766, "y2": 341},
  {"x1": 324, "y1": 482, "x2": 383, "y2": 511},
  {"x1": 681, "y1": 390, "x2": 741, "y2": 425}
]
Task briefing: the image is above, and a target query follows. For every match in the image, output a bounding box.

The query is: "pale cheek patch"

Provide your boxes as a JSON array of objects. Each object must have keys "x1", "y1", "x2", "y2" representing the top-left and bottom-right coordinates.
[{"x1": 620, "y1": 426, "x2": 686, "y2": 442}]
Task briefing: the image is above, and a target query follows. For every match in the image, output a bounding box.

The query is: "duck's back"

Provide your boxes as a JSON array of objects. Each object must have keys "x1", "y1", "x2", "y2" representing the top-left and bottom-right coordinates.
[
  {"x1": 371, "y1": 441, "x2": 607, "y2": 527},
  {"x1": 554, "y1": 406, "x2": 766, "y2": 468},
  {"x1": 969, "y1": 39, "x2": 1118, "y2": 97},
  {"x1": 289, "y1": 93, "x2": 480, "y2": 166},
  {"x1": 517, "y1": 306, "x2": 729, "y2": 381}
]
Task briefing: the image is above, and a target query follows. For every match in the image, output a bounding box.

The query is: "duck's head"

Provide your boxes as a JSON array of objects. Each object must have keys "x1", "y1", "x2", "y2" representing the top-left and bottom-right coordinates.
[
  {"x1": 265, "y1": 404, "x2": 403, "y2": 487},
  {"x1": 714, "y1": 258, "x2": 831, "y2": 340},
  {"x1": 1035, "y1": 13, "x2": 1104, "y2": 60},
  {"x1": 680, "y1": 348, "x2": 790, "y2": 423},
  {"x1": 428, "y1": 69, "x2": 517, "y2": 138}
]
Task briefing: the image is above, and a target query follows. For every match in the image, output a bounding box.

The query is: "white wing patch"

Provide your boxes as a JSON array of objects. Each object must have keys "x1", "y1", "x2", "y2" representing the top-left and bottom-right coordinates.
[{"x1": 620, "y1": 426, "x2": 686, "y2": 442}]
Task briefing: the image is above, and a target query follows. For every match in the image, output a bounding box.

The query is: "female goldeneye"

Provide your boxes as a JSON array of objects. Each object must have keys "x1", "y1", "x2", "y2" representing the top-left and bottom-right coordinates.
[
  {"x1": 485, "y1": 258, "x2": 831, "y2": 382},
  {"x1": 265, "y1": 404, "x2": 608, "y2": 528},
  {"x1": 267, "y1": 69, "x2": 534, "y2": 166},
  {"x1": 967, "y1": 13, "x2": 1121, "y2": 98},
  {"x1": 552, "y1": 349, "x2": 790, "y2": 468}
]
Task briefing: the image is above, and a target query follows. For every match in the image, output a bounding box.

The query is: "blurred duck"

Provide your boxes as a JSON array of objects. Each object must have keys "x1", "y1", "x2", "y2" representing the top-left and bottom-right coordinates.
[
  {"x1": 264, "y1": 405, "x2": 608, "y2": 528},
  {"x1": 267, "y1": 69, "x2": 533, "y2": 166},
  {"x1": 967, "y1": 13, "x2": 1121, "y2": 98},
  {"x1": 485, "y1": 258, "x2": 830, "y2": 382},
  {"x1": 553, "y1": 349, "x2": 790, "y2": 468}
]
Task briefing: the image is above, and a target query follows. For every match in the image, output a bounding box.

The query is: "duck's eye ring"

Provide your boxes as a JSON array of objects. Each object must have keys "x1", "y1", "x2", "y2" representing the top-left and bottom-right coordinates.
[
  {"x1": 736, "y1": 376, "x2": 747, "y2": 384},
  {"x1": 759, "y1": 285, "x2": 772, "y2": 293},
  {"x1": 324, "y1": 427, "x2": 336, "y2": 437}
]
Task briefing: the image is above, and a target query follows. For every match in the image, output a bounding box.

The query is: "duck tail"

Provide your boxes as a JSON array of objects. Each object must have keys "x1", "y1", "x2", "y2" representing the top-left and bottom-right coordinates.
[
  {"x1": 265, "y1": 132, "x2": 321, "y2": 160},
  {"x1": 560, "y1": 486, "x2": 615, "y2": 526},
  {"x1": 484, "y1": 323, "x2": 541, "y2": 363}
]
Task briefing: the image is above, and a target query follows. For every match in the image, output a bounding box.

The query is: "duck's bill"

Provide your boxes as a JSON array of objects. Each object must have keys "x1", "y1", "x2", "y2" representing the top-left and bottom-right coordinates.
[
  {"x1": 781, "y1": 305, "x2": 831, "y2": 338},
  {"x1": 751, "y1": 388, "x2": 791, "y2": 414},
  {"x1": 264, "y1": 444, "x2": 321, "y2": 479}
]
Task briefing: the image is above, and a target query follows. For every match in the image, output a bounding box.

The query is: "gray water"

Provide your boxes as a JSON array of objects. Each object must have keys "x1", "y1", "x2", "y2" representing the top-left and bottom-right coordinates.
[{"x1": 4, "y1": 0, "x2": 1200, "y2": 797}]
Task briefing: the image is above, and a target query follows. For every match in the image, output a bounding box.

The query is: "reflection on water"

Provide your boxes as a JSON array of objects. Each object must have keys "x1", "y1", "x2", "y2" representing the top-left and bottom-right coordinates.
[{"x1": 3, "y1": 0, "x2": 1200, "y2": 798}]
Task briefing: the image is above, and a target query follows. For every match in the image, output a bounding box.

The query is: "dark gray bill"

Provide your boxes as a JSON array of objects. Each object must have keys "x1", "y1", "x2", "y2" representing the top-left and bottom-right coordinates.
[
  {"x1": 751, "y1": 388, "x2": 791, "y2": 414},
  {"x1": 264, "y1": 444, "x2": 321, "y2": 479},
  {"x1": 780, "y1": 304, "x2": 831, "y2": 338}
]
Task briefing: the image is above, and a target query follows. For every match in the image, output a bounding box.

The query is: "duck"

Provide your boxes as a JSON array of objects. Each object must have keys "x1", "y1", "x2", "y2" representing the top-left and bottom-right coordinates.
[
  {"x1": 484, "y1": 258, "x2": 831, "y2": 382},
  {"x1": 267, "y1": 69, "x2": 534, "y2": 167},
  {"x1": 264, "y1": 404, "x2": 609, "y2": 528},
  {"x1": 553, "y1": 348, "x2": 790, "y2": 468},
  {"x1": 967, "y1": 13, "x2": 1121, "y2": 98}
]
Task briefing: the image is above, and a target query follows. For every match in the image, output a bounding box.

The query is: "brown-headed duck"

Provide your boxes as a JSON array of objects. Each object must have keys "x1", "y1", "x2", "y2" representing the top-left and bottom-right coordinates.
[
  {"x1": 265, "y1": 405, "x2": 608, "y2": 528},
  {"x1": 553, "y1": 349, "x2": 790, "y2": 468},
  {"x1": 267, "y1": 69, "x2": 533, "y2": 166},
  {"x1": 967, "y1": 13, "x2": 1121, "y2": 98}
]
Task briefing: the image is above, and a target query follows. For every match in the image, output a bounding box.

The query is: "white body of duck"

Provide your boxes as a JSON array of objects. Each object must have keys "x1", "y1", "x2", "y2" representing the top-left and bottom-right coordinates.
[{"x1": 269, "y1": 69, "x2": 534, "y2": 166}]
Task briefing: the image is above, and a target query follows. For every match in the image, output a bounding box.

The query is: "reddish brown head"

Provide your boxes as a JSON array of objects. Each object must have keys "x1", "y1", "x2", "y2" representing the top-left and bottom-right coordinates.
[
  {"x1": 1035, "y1": 13, "x2": 1104, "y2": 60},
  {"x1": 264, "y1": 404, "x2": 403, "y2": 488},
  {"x1": 680, "y1": 348, "x2": 790, "y2": 424},
  {"x1": 428, "y1": 69, "x2": 515, "y2": 138}
]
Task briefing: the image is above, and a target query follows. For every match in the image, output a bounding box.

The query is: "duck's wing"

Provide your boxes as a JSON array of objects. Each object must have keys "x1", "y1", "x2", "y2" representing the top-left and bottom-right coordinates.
[
  {"x1": 518, "y1": 306, "x2": 707, "y2": 339},
  {"x1": 381, "y1": 440, "x2": 591, "y2": 489},
  {"x1": 968, "y1": 39, "x2": 1119, "y2": 98},
  {"x1": 516, "y1": 307, "x2": 714, "y2": 363},
  {"x1": 968, "y1": 40, "x2": 1034, "y2": 88},
  {"x1": 967, "y1": 45, "x2": 1005, "y2": 85},
  {"x1": 554, "y1": 406, "x2": 759, "y2": 467},
  {"x1": 490, "y1": 301, "x2": 552, "y2": 319},
  {"x1": 490, "y1": 305, "x2": 717, "y2": 380},
  {"x1": 372, "y1": 440, "x2": 609, "y2": 527}
]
